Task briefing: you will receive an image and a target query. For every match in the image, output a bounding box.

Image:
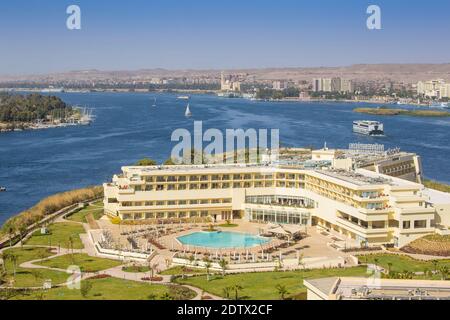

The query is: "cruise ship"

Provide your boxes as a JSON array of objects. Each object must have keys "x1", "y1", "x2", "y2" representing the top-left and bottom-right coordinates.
[{"x1": 353, "y1": 120, "x2": 384, "y2": 136}]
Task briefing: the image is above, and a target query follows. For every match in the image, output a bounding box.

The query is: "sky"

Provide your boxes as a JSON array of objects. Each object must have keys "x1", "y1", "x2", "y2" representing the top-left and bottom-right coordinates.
[{"x1": 0, "y1": 0, "x2": 449, "y2": 75}]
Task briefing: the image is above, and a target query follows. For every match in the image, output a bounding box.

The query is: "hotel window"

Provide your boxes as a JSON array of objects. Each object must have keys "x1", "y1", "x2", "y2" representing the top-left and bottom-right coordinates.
[
  {"x1": 145, "y1": 185, "x2": 153, "y2": 191},
  {"x1": 122, "y1": 202, "x2": 132, "y2": 207},
  {"x1": 108, "y1": 198, "x2": 118, "y2": 203},
  {"x1": 233, "y1": 182, "x2": 242, "y2": 188},
  {"x1": 189, "y1": 184, "x2": 198, "y2": 190},
  {"x1": 156, "y1": 176, "x2": 166, "y2": 182},
  {"x1": 211, "y1": 183, "x2": 220, "y2": 189},
  {"x1": 200, "y1": 183, "x2": 208, "y2": 189},
  {"x1": 178, "y1": 184, "x2": 186, "y2": 190},
  {"x1": 145, "y1": 213, "x2": 154, "y2": 219},
  {"x1": 144, "y1": 176, "x2": 154, "y2": 182},
  {"x1": 211, "y1": 175, "x2": 220, "y2": 181},
  {"x1": 200, "y1": 175, "x2": 209, "y2": 181},
  {"x1": 179, "y1": 212, "x2": 187, "y2": 218},
  {"x1": 222, "y1": 175, "x2": 230, "y2": 180},
  {"x1": 211, "y1": 199, "x2": 220, "y2": 204},
  {"x1": 156, "y1": 212, "x2": 165, "y2": 218},
  {"x1": 145, "y1": 201, "x2": 153, "y2": 206},
  {"x1": 414, "y1": 220, "x2": 427, "y2": 229},
  {"x1": 167, "y1": 185, "x2": 176, "y2": 190},
  {"x1": 190, "y1": 211, "x2": 198, "y2": 217},
  {"x1": 200, "y1": 199, "x2": 209, "y2": 204},
  {"x1": 168, "y1": 212, "x2": 177, "y2": 218},
  {"x1": 168, "y1": 201, "x2": 176, "y2": 206},
  {"x1": 255, "y1": 181, "x2": 264, "y2": 188},
  {"x1": 233, "y1": 174, "x2": 241, "y2": 180},
  {"x1": 156, "y1": 201, "x2": 165, "y2": 206},
  {"x1": 222, "y1": 198, "x2": 231, "y2": 203},
  {"x1": 178, "y1": 200, "x2": 187, "y2": 205},
  {"x1": 201, "y1": 211, "x2": 208, "y2": 217},
  {"x1": 265, "y1": 181, "x2": 273, "y2": 187},
  {"x1": 244, "y1": 174, "x2": 252, "y2": 180},
  {"x1": 190, "y1": 175, "x2": 199, "y2": 181},
  {"x1": 222, "y1": 183, "x2": 230, "y2": 188},
  {"x1": 278, "y1": 173, "x2": 285, "y2": 179},
  {"x1": 134, "y1": 185, "x2": 142, "y2": 191},
  {"x1": 189, "y1": 200, "x2": 199, "y2": 205},
  {"x1": 156, "y1": 185, "x2": 164, "y2": 191},
  {"x1": 167, "y1": 176, "x2": 177, "y2": 182},
  {"x1": 402, "y1": 221, "x2": 411, "y2": 229},
  {"x1": 178, "y1": 176, "x2": 186, "y2": 182},
  {"x1": 134, "y1": 202, "x2": 143, "y2": 206},
  {"x1": 244, "y1": 182, "x2": 252, "y2": 188},
  {"x1": 288, "y1": 174, "x2": 295, "y2": 180}
]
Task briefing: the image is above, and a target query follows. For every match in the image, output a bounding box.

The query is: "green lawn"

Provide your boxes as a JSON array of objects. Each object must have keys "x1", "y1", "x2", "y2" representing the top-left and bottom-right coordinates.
[
  {"x1": 160, "y1": 266, "x2": 206, "y2": 275},
  {"x1": 36, "y1": 253, "x2": 122, "y2": 272},
  {"x1": 175, "y1": 266, "x2": 368, "y2": 300},
  {"x1": 359, "y1": 254, "x2": 450, "y2": 274},
  {"x1": 1, "y1": 247, "x2": 69, "y2": 288},
  {"x1": 122, "y1": 265, "x2": 151, "y2": 273},
  {"x1": 10, "y1": 277, "x2": 195, "y2": 300},
  {"x1": 25, "y1": 222, "x2": 85, "y2": 249},
  {"x1": 67, "y1": 202, "x2": 104, "y2": 223},
  {"x1": 218, "y1": 223, "x2": 239, "y2": 228}
]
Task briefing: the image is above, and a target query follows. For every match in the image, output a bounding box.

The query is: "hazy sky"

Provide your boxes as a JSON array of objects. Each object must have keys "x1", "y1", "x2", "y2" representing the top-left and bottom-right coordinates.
[{"x1": 1, "y1": 0, "x2": 449, "y2": 75}]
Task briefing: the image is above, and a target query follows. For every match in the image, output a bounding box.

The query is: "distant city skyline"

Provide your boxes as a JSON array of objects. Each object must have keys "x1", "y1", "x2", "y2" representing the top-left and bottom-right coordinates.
[{"x1": 1, "y1": 0, "x2": 450, "y2": 75}]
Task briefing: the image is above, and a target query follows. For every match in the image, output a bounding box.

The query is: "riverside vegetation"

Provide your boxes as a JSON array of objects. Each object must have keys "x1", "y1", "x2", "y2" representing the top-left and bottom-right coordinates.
[
  {"x1": 0, "y1": 93, "x2": 80, "y2": 131},
  {"x1": 0, "y1": 186, "x2": 103, "y2": 242},
  {"x1": 354, "y1": 107, "x2": 450, "y2": 117}
]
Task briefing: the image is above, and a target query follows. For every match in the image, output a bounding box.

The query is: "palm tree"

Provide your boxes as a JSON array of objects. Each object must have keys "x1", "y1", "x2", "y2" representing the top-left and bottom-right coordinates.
[
  {"x1": 9, "y1": 253, "x2": 18, "y2": 278},
  {"x1": 219, "y1": 259, "x2": 228, "y2": 277},
  {"x1": 7, "y1": 226, "x2": 15, "y2": 248},
  {"x1": 232, "y1": 284, "x2": 243, "y2": 300},
  {"x1": 181, "y1": 266, "x2": 187, "y2": 279},
  {"x1": 203, "y1": 258, "x2": 212, "y2": 281},
  {"x1": 18, "y1": 225, "x2": 27, "y2": 248},
  {"x1": 188, "y1": 255, "x2": 195, "y2": 266},
  {"x1": 0, "y1": 252, "x2": 8, "y2": 273},
  {"x1": 275, "y1": 284, "x2": 289, "y2": 300},
  {"x1": 387, "y1": 262, "x2": 393, "y2": 275},
  {"x1": 431, "y1": 260, "x2": 439, "y2": 274},
  {"x1": 160, "y1": 292, "x2": 173, "y2": 300},
  {"x1": 439, "y1": 265, "x2": 448, "y2": 280},
  {"x1": 222, "y1": 286, "x2": 232, "y2": 299}
]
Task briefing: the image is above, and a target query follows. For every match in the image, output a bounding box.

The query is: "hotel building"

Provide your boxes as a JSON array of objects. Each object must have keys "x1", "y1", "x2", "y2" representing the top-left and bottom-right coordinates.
[
  {"x1": 417, "y1": 79, "x2": 450, "y2": 99},
  {"x1": 103, "y1": 163, "x2": 447, "y2": 248}
]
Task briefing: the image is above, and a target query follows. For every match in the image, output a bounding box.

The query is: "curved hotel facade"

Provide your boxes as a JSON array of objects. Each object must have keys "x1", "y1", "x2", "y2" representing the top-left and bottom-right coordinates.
[{"x1": 104, "y1": 164, "x2": 441, "y2": 248}]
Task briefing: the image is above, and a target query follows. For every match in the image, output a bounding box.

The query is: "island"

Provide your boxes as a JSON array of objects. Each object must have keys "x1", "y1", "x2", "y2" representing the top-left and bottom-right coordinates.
[
  {"x1": 0, "y1": 92, "x2": 92, "y2": 132},
  {"x1": 354, "y1": 107, "x2": 450, "y2": 117}
]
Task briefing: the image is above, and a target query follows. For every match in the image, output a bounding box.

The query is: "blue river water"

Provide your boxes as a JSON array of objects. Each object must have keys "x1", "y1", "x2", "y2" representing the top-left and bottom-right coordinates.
[{"x1": 0, "y1": 92, "x2": 449, "y2": 225}]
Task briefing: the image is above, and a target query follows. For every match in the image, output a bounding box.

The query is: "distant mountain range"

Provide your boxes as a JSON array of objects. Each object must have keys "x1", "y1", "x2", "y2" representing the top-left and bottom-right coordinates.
[{"x1": 1, "y1": 63, "x2": 450, "y2": 83}]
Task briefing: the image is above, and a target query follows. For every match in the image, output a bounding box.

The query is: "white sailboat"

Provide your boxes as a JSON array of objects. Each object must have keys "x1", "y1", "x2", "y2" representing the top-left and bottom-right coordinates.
[
  {"x1": 185, "y1": 103, "x2": 192, "y2": 117},
  {"x1": 152, "y1": 97, "x2": 157, "y2": 107}
]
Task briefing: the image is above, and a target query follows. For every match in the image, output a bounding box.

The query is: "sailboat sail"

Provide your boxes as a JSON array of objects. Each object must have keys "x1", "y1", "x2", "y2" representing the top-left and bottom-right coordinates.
[
  {"x1": 185, "y1": 103, "x2": 192, "y2": 117},
  {"x1": 152, "y1": 98, "x2": 157, "y2": 107}
]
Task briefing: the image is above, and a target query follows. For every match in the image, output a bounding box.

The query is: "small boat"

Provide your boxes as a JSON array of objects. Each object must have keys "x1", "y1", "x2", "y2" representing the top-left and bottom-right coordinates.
[
  {"x1": 178, "y1": 95, "x2": 190, "y2": 100},
  {"x1": 185, "y1": 103, "x2": 192, "y2": 118},
  {"x1": 353, "y1": 120, "x2": 384, "y2": 136},
  {"x1": 0, "y1": 187, "x2": 6, "y2": 192},
  {"x1": 152, "y1": 98, "x2": 157, "y2": 107}
]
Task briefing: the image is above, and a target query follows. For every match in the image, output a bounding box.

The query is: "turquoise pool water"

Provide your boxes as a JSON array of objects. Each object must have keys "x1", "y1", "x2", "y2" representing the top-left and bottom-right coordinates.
[{"x1": 177, "y1": 231, "x2": 269, "y2": 248}]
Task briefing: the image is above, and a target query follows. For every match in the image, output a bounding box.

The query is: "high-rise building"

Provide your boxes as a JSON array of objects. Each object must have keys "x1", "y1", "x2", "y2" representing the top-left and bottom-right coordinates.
[
  {"x1": 417, "y1": 79, "x2": 449, "y2": 98},
  {"x1": 312, "y1": 77, "x2": 353, "y2": 93}
]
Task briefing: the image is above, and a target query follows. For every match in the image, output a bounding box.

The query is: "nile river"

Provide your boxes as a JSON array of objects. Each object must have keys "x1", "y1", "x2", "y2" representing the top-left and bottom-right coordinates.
[{"x1": 0, "y1": 92, "x2": 449, "y2": 225}]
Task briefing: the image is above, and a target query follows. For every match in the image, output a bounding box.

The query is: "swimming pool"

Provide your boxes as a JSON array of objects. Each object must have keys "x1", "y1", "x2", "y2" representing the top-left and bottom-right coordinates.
[{"x1": 177, "y1": 231, "x2": 269, "y2": 248}]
